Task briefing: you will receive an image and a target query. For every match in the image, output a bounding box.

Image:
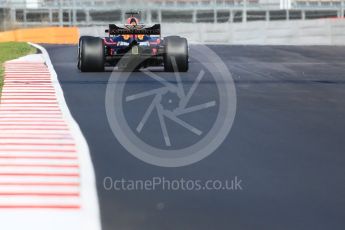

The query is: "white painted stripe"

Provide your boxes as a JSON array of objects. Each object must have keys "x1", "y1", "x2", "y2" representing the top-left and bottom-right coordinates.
[
  {"x1": 4, "y1": 85, "x2": 54, "y2": 88},
  {"x1": 0, "y1": 118, "x2": 63, "y2": 121},
  {"x1": 0, "y1": 130, "x2": 69, "y2": 134},
  {"x1": 0, "y1": 176, "x2": 79, "y2": 184},
  {"x1": 2, "y1": 90, "x2": 55, "y2": 93},
  {"x1": 0, "y1": 153, "x2": 76, "y2": 157},
  {"x1": 0, "y1": 140, "x2": 74, "y2": 145},
  {"x1": 0, "y1": 160, "x2": 78, "y2": 166},
  {"x1": 1, "y1": 98, "x2": 57, "y2": 100},
  {"x1": 5, "y1": 68, "x2": 49, "y2": 70},
  {"x1": 0, "y1": 146, "x2": 75, "y2": 151},
  {"x1": 0, "y1": 158, "x2": 78, "y2": 165},
  {"x1": 0, "y1": 114, "x2": 61, "y2": 117},
  {"x1": 4, "y1": 73, "x2": 50, "y2": 74},
  {"x1": 0, "y1": 186, "x2": 79, "y2": 193},
  {"x1": 0, "y1": 129, "x2": 69, "y2": 132},
  {"x1": 0, "y1": 97, "x2": 56, "y2": 100},
  {"x1": 3, "y1": 80, "x2": 51, "y2": 81},
  {"x1": 0, "y1": 121, "x2": 65, "y2": 124},
  {"x1": 0, "y1": 167, "x2": 79, "y2": 174},
  {"x1": 0, "y1": 197, "x2": 80, "y2": 206},
  {"x1": 0, "y1": 123, "x2": 66, "y2": 125},
  {"x1": 3, "y1": 80, "x2": 52, "y2": 82},
  {"x1": 5, "y1": 70, "x2": 49, "y2": 73},
  {"x1": 5, "y1": 68, "x2": 48, "y2": 70},
  {"x1": 0, "y1": 133, "x2": 71, "y2": 137},
  {"x1": 4, "y1": 79, "x2": 52, "y2": 82},
  {"x1": 1, "y1": 88, "x2": 55, "y2": 90},
  {"x1": 0, "y1": 110, "x2": 61, "y2": 112},
  {"x1": 0, "y1": 102, "x2": 58, "y2": 105}
]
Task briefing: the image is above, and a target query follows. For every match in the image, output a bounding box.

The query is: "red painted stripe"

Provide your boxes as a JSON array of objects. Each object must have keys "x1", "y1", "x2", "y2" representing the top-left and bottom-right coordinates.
[
  {"x1": 0, "y1": 109, "x2": 61, "y2": 111},
  {"x1": 5, "y1": 71, "x2": 50, "y2": 73},
  {"x1": 0, "y1": 128, "x2": 69, "y2": 131},
  {"x1": 0, "y1": 111, "x2": 62, "y2": 118},
  {"x1": 1, "y1": 94, "x2": 54, "y2": 96},
  {"x1": 1, "y1": 96, "x2": 55, "y2": 97},
  {"x1": 1, "y1": 99, "x2": 56, "y2": 101},
  {"x1": 0, "y1": 135, "x2": 74, "y2": 141},
  {"x1": 1, "y1": 98, "x2": 57, "y2": 99},
  {"x1": 5, "y1": 72, "x2": 49, "y2": 73},
  {"x1": 4, "y1": 84, "x2": 53, "y2": 86},
  {"x1": 4, "y1": 84, "x2": 54, "y2": 86},
  {"x1": 1, "y1": 97, "x2": 56, "y2": 98},
  {"x1": 5, "y1": 78, "x2": 51, "y2": 80},
  {"x1": 0, "y1": 192, "x2": 79, "y2": 197},
  {"x1": 1, "y1": 97, "x2": 56, "y2": 99},
  {"x1": 5, "y1": 67, "x2": 47, "y2": 68},
  {"x1": 1, "y1": 105, "x2": 59, "y2": 107},
  {"x1": 0, "y1": 117, "x2": 63, "y2": 119},
  {"x1": 0, "y1": 105, "x2": 59, "y2": 107},
  {"x1": 0, "y1": 123, "x2": 67, "y2": 126},
  {"x1": 3, "y1": 87, "x2": 54, "y2": 89},
  {"x1": 0, "y1": 137, "x2": 73, "y2": 140},
  {"x1": 3, "y1": 91, "x2": 55, "y2": 92},
  {"x1": 2, "y1": 92, "x2": 55, "y2": 94},
  {"x1": 3, "y1": 80, "x2": 51, "y2": 82},
  {"x1": 0, "y1": 164, "x2": 78, "y2": 168},
  {"x1": 5, "y1": 69, "x2": 48, "y2": 70},
  {"x1": 4, "y1": 83, "x2": 53, "y2": 85},
  {"x1": 1, "y1": 102, "x2": 57, "y2": 104},
  {"x1": 0, "y1": 156, "x2": 77, "y2": 160},
  {"x1": 0, "y1": 149, "x2": 75, "y2": 152},
  {"x1": 0, "y1": 205, "x2": 80, "y2": 209},
  {"x1": 3, "y1": 75, "x2": 51, "y2": 77},
  {"x1": 0, "y1": 120, "x2": 65, "y2": 122},
  {"x1": 4, "y1": 81, "x2": 52, "y2": 83},
  {"x1": 0, "y1": 173, "x2": 79, "y2": 177},
  {"x1": 4, "y1": 85, "x2": 53, "y2": 87},
  {"x1": 4, "y1": 81, "x2": 51, "y2": 82},
  {"x1": 0, "y1": 113, "x2": 61, "y2": 115},
  {"x1": 4, "y1": 75, "x2": 51, "y2": 76},
  {"x1": 4, "y1": 82, "x2": 51, "y2": 84},
  {"x1": 1, "y1": 89, "x2": 55, "y2": 91},
  {"x1": 0, "y1": 182, "x2": 79, "y2": 186},
  {"x1": 0, "y1": 143, "x2": 74, "y2": 146}
]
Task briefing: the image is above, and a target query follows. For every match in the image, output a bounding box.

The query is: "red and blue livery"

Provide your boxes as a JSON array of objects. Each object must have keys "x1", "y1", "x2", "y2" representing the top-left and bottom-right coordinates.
[{"x1": 78, "y1": 13, "x2": 188, "y2": 72}]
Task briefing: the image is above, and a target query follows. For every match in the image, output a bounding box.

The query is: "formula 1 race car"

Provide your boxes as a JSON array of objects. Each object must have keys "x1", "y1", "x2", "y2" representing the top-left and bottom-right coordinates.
[{"x1": 77, "y1": 13, "x2": 188, "y2": 72}]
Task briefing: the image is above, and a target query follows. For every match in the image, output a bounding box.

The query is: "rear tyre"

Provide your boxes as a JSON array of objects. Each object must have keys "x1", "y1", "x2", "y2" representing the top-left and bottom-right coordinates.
[
  {"x1": 78, "y1": 36, "x2": 105, "y2": 72},
  {"x1": 164, "y1": 36, "x2": 188, "y2": 72}
]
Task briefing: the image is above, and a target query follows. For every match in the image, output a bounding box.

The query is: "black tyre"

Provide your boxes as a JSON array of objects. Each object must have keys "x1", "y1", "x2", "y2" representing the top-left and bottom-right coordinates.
[
  {"x1": 164, "y1": 36, "x2": 189, "y2": 72},
  {"x1": 77, "y1": 36, "x2": 92, "y2": 70},
  {"x1": 78, "y1": 36, "x2": 105, "y2": 72}
]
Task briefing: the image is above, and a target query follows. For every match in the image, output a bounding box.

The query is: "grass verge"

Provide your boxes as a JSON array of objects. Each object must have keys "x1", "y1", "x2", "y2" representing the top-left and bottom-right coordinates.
[{"x1": 0, "y1": 42, "x2": 37, "y2": 98}]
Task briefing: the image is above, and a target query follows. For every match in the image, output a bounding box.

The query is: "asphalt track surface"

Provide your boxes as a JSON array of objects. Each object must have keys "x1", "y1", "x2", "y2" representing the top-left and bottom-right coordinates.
[{"x1": 44, "y1": 44, "x2": 345, "y2": 230}]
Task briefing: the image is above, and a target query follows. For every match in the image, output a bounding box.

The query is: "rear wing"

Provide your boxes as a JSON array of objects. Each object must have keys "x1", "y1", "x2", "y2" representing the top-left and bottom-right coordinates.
[{"x1": 106, "y1": 24, "x2": 161, "y2": 36}]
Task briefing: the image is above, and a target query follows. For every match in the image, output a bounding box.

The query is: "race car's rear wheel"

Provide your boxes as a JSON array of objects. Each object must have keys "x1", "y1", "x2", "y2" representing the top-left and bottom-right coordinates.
[
  {"x1": 79, "y1": 36, "x2": 105, "y2": 72},
  {"x1": 164, "y1": 36, "x2": 188, "y2": 72},
  {"x1": 78, "y1": 36, "x2": 93, "y2": 70}
]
